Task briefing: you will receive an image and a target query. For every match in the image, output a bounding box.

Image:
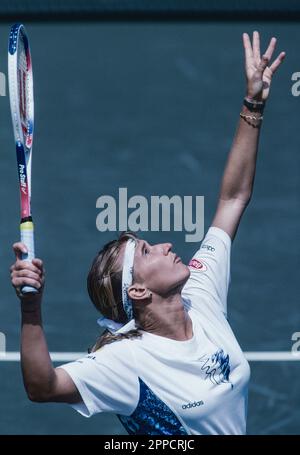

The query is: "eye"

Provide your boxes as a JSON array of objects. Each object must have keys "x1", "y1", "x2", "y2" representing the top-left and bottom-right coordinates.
[{"x1": 143, "y1": 247, "x2": 149, "y2": 256}]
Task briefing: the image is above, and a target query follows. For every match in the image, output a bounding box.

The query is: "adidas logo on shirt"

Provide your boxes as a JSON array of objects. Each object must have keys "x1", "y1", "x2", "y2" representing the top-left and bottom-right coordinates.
[{"x1": 182, "y1": 400, "x2": 204, "y2": 410}]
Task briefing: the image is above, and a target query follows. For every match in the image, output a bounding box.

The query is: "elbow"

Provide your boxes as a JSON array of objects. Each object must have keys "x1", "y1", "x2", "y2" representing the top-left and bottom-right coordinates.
[
  {"x1": 26, "y1": 385, "x2": 52, "y2": 403},
  {"x1": 232, "y1": 192, "x2": 252, "y2": 207},
  {"x1": 220, "y1": 193, "x2": 252, "y2": 208},
  {"x1": 27, "y1": 390, "x2": 46, "y2": 403},
  {"x1": 239, "y1": 194, "x2": 252, "y2": 206},
  {"x1": 220, "y1": 188, "x2": 252, "y2": 206},
  {"x1": 28, "y1": 394, "x2": 43, "y2": 403}
]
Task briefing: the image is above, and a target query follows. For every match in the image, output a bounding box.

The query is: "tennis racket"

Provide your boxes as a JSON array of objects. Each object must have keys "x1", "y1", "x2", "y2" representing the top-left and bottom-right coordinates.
[{"x1": 8, "y1": 24, "x2": 37, "y2": 294}]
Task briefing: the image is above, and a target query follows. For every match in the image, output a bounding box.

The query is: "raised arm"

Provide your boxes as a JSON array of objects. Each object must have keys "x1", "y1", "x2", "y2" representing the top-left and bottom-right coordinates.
[
  {"x1": 10, "y1": 243, "x2": 80, "y2": 404},
  {"x1": 212, "y1": 31, "x2": 285, "y2": 240}
]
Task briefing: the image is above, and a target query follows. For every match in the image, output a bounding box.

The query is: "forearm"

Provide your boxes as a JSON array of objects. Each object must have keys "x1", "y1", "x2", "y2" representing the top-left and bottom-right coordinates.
[
  {"x1": 21, "y1": 300, "x2": 56, "y2": 401},
  {"x1": 219, "y1": 103, "x2": 263, "y2": 204}
]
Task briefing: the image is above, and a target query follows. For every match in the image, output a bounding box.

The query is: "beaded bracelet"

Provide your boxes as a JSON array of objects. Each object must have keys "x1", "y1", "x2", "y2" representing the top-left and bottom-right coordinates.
[{"x1": 240, "y1": 112, "x2": 263, "y2": 128}]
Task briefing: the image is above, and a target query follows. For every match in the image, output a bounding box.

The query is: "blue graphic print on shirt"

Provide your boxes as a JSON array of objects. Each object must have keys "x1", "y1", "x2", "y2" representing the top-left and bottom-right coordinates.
[
  {"x1": 117, "y1": 377, "x2": 188, "y2": 435},
  {"x1": 197, "y1": 348, "x2": 233, "y2": 388}
]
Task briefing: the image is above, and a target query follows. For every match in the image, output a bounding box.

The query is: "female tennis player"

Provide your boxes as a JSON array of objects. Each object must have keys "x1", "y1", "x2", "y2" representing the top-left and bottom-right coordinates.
[{"x1": 10, "y1": 32, "x2": 285, "y2": 435}]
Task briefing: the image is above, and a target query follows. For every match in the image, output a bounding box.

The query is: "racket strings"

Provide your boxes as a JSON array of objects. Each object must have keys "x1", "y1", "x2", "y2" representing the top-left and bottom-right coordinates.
[{"x1": 17, "y1": 36, "x2": 32, "y2": 146}]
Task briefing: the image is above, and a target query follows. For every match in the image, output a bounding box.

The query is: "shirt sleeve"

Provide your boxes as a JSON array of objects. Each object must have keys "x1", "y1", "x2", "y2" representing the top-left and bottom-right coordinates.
[
  {"x1": 57, "y1": 341, "x2": 139, "y2": 418},
  {"x1": 181, "y1": 226, "x2": 231, "y2": 318}
]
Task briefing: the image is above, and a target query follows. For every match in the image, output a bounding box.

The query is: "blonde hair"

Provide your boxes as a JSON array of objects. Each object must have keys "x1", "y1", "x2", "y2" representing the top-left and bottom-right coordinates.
[{"x1": 87, "y1": 231, "x2": 143, "y2": 352}]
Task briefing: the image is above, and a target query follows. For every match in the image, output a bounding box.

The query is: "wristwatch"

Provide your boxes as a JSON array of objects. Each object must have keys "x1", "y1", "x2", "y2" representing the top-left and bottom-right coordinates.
[{"x1": 243, "y1": 97, "x2": 265, "y2": 113}]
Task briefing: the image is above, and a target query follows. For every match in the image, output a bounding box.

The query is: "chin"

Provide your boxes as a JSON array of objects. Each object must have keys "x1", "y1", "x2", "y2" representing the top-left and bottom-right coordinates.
[
  {"x1": 184, "y1": 265, "x2": 191, "y2": 280},
  {"x1": 178, "y1": 266, "x2": 190, "y2": 286},
  {"x1": 180, "y1": 262, "x2": 190, "y2": 275}
]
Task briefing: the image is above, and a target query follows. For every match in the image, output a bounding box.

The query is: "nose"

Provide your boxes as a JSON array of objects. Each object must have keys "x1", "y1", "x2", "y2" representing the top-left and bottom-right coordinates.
[
  {"x1": 162, "y1": 243, "x2": 173, "y2": 255},
  {"x1": 152, "y1": 242, "x2": 173, "y2": 255}
]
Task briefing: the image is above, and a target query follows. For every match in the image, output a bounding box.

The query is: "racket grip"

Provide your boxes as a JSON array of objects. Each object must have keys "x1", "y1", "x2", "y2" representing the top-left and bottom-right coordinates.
[{"x1": 20, "y1": 221, "x2": 39, "y2": 295}]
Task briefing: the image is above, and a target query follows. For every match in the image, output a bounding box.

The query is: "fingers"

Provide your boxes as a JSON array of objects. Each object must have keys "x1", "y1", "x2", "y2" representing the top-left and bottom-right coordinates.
[
  {"x1": 243, "y1": 31, "x2": 285, "y2": 78},
  {"x1": 253, "y1": 30, "x2": 261, "y2": 64},
  {"x1": 11, "y1": 271, "x2": 42, "y2": 289},
  {"x1": 11, "y1": 243, "x2": 44, "y2": 272},
  {"x1": 11, "y1": 262, "x2": 43, "y2": 290},
  {"x1": 11, "y1": 261, "x2": 43, "y2": 279},
  {"x1": 13, "y1": 242, "x2": 27, "y2": 260},
  {"x1": 269, "y1": 51, "x2": 286, "y2": 74},
  {"x1": 32, "y1": 258, "x2": 43, "y2": 268},
  {"x1": 243, "y1": 33, "x2": 254, "y2": 64},
  {"x1": 10, "y1": 246, "x2": 45, "y2": 295},
  {"x1": 263, "y1": 36, "x2": 277, "y2": 62},
  {"x1": 257, "y1": 55, "x2": 270, "y2": 75},
  {"x1": 11, "y1": 260, "x2": 42, "y2": 275},
  {"x1": 13, "y1": 277, "x2": 42, "y2": 291}
]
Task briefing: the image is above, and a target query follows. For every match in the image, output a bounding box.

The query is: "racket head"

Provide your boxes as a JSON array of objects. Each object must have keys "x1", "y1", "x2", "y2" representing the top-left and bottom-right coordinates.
[
  {"x1": 8, "y1": 23, "x2": 34, "y2": 152},
  {"x1": 8, "y1": 23, "x2": 34, "y2": 218}
]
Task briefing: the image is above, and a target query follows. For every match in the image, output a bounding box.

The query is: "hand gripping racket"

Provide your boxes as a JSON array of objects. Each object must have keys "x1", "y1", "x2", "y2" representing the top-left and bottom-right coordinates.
[{"x1": 8, "y1": 24, "x2": 38, "y2": 294}]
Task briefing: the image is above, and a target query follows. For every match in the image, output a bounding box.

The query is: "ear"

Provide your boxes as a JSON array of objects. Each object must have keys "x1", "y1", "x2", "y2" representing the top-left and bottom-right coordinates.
[{"x1": 127, "y1": 284, "x2": 152, "y2": 301}]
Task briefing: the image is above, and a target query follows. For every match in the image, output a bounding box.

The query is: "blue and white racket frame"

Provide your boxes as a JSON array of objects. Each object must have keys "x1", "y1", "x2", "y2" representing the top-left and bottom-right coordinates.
[{"x1": 8, "y1": 23, "x2": 38, "y2": 295}]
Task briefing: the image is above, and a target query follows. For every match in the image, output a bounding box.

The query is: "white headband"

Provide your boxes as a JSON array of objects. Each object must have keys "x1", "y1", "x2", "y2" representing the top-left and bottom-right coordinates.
[
  {"x1": 97, "y1": 238, "x2": 137, "y2": 334},
  {"x1": 121, "y1": 238, "x2": 136, "y2": 321}
]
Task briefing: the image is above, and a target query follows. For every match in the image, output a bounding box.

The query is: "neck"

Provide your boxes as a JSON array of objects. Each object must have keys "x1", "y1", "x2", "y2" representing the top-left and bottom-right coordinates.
[{"x1": 137, "y1": 293, "x2": 193, "y2": 341}]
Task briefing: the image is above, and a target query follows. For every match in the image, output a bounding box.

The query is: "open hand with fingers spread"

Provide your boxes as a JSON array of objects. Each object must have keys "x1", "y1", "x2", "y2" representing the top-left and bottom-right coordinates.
[
  {"x1": 10, "y1": 242, "x2": 45, "y2": 303},
  {"x1": 243, "y1": 31, "x2": 285, "y2": 102}
]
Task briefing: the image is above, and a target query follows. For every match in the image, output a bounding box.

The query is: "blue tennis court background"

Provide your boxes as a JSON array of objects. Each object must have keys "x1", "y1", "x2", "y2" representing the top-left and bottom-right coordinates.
[{"x1": 0, "y1": 21, "x2": 299, "y2": 434}]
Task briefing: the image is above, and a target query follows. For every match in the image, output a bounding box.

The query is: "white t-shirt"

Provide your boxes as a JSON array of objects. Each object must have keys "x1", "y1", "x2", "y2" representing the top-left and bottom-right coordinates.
[{"x1": 59, "y1": 227, "x2": 251, "y2": 435}]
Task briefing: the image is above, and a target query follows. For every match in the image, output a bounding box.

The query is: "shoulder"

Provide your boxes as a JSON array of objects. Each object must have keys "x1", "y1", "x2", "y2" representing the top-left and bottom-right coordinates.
[
  {"x1": 92, "y1": 335, "x2": 141, "y2": 364},
  {"x1": 60, "y1": 337, "x2": 139, "y2": 384},
  {"x1": 199, "y1": 226, "x2": 232, "y2": 252}
]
